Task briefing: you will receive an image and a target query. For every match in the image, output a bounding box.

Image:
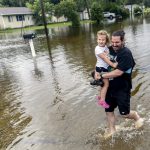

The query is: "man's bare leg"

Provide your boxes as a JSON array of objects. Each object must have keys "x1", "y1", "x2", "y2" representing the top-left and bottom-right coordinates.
[
  {"x1": 125, "y1": 110, "x2": 140, "y2": 121},
  {"x1": 123, "y1": 110, "x2": 144, "y2": 128},
  {"x1": 105, "y1": 112, "x2": 116, "y2": 138}
]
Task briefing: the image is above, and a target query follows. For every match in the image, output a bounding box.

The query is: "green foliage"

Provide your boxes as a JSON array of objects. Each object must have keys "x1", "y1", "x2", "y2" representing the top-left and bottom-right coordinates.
[
  {"x1": 75, "y1": 0, "x2": 86, "y2": 12},
  {"x1": 0, "y1": 2, "x2": 2, "y2": 7},
  {"x1": 0, "y1": 0, "x2": 30, "y2": 7},
  {"x1": 120, "y1": 8, "x2": 130, "y2": 18},
  {"x1": 116, "y1": 0, "x2": 128, "y2": 6},
  {"x1": 69, "y1": 11, "x2": 80, "y2": 26},
  {"x1": 56, "y1": 0, "x2": 77, "y2": 17},
  {"x1": 134, "y1": 6, "x2": 142, "y2": 15},
  {"x1": 54, "y1": 3, "x2": 62, "y2": 18},
  {"x1": 54, "y1": 0, "x2": 80, "y2": 27},
  {"x1": 102, "y1": 2, "x2": 118, "y2": 12},
  {"x1": 90, "y1": 2, "x2": 103, "y2": 24},
  {"x1": 144, "y1": 8, "x2": 150, "y2": 17},
  {"x1": 26, "y1": 0, "x2": 54, "y2": 25}
]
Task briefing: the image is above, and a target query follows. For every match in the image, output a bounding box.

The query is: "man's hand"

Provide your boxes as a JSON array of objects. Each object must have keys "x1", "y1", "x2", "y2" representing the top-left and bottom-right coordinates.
[
  {"x1": 113, "y1": 62, "x2": 118, "y2": 68},
  {"x1": 94, "y1": 71, "x2": 100, "y2": 80}
]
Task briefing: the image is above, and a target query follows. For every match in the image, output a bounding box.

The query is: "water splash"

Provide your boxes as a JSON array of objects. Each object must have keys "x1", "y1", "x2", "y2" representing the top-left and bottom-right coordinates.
[{"x1": 85, "y1": 117, "x2": 146, "y2": 150}]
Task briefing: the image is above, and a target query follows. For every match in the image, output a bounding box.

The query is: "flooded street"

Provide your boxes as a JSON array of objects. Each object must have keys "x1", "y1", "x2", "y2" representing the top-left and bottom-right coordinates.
[{"x1": 0, "y1": 17, "x2": 150, "y2": 150}]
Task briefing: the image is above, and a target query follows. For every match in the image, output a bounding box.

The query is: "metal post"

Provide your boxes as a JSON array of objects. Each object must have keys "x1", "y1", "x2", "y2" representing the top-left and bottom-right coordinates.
[{"x1": 29, "y1": 39, "x2": 36, "y2": 57}]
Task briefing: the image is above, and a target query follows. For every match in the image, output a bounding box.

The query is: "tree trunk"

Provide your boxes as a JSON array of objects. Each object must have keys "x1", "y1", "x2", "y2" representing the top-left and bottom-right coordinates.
[{"x1": 84, "y1": 0, "x2": 91, "y2": 19}]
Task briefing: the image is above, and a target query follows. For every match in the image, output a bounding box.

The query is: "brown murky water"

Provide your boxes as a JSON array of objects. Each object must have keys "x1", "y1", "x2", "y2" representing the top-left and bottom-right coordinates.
[{"x1": 0, "y1": 17, "x2": 150, "y2": 150}]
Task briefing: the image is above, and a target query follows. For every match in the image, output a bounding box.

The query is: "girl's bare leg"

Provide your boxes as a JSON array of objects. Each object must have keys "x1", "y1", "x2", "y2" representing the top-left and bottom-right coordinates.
[{"x1": 100, "y1": 78, "x2": 109, "y2": 101}]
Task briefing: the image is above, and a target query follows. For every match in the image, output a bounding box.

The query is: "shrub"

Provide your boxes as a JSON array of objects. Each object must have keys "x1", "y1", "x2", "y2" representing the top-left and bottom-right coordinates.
[
  {"x1": 116, "y1": 7, "x2": 130, "y2": 18},
  {"x1": 54, "y1": 0, "x2": 80, "y2": 27},
  {"x1": 90, "y1": 2, "x2": 103, "y2": 24},
  {"x1": 144, "y1": 8, "x2": 150, "y2": 17},
  {"x1": 134, "y1": 7, "x2": 142, "y2": 16}
]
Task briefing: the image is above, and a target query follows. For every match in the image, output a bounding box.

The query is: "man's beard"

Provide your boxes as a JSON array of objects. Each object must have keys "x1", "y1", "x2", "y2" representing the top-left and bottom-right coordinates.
[
  {"x1": 112, "y1": 45, "x2": 123, "y2": 51},
  {"x1": 112, "y1": 46, "x2": 119, "y2": 51}
]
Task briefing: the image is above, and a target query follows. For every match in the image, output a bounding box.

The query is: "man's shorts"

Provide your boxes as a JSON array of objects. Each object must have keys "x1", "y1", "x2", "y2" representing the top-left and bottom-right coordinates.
[{"x1": 105, "y1": 89, "x2": 130, "y2": 115}]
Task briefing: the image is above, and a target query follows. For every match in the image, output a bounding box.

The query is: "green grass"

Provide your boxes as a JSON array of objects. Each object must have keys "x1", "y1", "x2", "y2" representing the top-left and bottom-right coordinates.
[{"x1": 0, "y1": 20, "x2": 92, "y2": 33}]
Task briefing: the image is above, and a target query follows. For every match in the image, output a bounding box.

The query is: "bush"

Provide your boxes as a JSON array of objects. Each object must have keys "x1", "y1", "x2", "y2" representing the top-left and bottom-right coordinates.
[
  {"x1": 90, "y1": 2, "x2": 103, "y2": 24},
  {"x1": 54, "y1": 0, "x2": 80, "y2": 27},
  {"x1": 120, "y1": 8, "x2": 130, "y2": 18},
  {"x1": 134, "y1": 7, "x2": 142, "y2": 16},
  {"x1": 144, "y1": 8, "x2": 150, "y2": 17}
]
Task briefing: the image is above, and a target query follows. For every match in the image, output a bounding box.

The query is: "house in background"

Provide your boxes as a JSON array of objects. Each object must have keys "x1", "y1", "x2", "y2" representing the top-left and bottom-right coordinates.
[
  {"x1": 0, "y1": 7, "x2": 35, "y2": 29},
  {"x1": 125, "y1": 4, "x2": 145, "y2": 15},
  {"x1": 50, "y1": 9, "x2": 89, "y2": 23},
  {"x1": 79, "y1": 9, "x2": 89, "y2": 20},
  {"x1": 0, "y1": 7, "x2": 89, "y2": 29}
]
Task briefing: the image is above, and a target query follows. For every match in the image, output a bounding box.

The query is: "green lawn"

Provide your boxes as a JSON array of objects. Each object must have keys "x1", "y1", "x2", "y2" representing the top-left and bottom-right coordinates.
[{"x1": 0, "y1": 20, "x2": 92, "y2": 33}]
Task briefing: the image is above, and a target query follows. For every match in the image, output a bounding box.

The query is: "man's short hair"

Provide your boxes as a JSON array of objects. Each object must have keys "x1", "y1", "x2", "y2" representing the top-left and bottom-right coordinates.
[{"x1": 112, "y1": 30, "x2": 125, "y2": 41}]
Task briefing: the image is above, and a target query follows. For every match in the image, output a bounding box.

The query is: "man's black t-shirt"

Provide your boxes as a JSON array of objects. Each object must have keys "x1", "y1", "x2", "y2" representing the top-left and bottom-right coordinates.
[{"x1": 108, "y1": 46, "x2": 135, "y2": 91}]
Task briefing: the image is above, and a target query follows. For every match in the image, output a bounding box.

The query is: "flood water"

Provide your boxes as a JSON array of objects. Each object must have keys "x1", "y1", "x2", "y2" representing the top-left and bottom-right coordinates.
[{"x1": 0, "y1": 17, "x2": 150, "y2": 150}]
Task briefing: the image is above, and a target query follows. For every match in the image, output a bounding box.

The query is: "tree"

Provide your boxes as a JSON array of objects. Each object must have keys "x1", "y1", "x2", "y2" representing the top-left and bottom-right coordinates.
[
  {"x1": 144, "y1": 8, "x2": 150, "y2": 17},
  {"x1": 26, "y1": 0, "x2": 54, "y2": 25},
  {"x1": 0, "y1": 0, "x2": 31, "y2": 7},
  {"x1": 74, "y1": 0, "x2": 91, "y2": 19},
  {"x1": 75, "y1": 0, "x2": 86, "y2": 12},
  {"x1": 134, "y1": 6, "x2": 142, "y2": 15},
  {"x1": 54, "y1": 0, "x2": 80, "y2": 27},
  {"x1": 90, "y1": 2, "x2": 103, "y2": 24},
  {"x1": 115, "y1": 0, "x2": 128, "y2": 6}
]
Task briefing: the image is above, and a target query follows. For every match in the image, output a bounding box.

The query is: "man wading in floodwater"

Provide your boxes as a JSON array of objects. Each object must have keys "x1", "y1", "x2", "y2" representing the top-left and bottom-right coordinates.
[{"x1": 95, "y1": 30, "x2": 144, "y2": 138}]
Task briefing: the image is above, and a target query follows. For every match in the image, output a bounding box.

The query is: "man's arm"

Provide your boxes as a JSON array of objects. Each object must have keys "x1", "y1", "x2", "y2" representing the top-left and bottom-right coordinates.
[{"x1": 95, "y1": 69, "x2": 123, "y2": 80}]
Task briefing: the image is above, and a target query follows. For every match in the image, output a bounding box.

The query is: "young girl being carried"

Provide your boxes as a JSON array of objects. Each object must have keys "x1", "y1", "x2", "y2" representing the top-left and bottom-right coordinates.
[{"x1": 94, "y1": 30, "x2": 117, "y2": 108}]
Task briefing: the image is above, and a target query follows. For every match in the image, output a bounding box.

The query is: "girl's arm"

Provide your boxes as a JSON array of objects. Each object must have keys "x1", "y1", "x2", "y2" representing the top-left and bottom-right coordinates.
[{"x1": 98, "y1": 53, "x2": 117, "y2": 68}]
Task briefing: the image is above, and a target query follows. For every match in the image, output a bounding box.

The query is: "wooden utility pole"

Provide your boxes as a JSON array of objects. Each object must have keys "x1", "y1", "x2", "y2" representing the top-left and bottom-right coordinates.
[
  {"x1": 84, "y1": 0, "x2": 91, "y2": 19},
  {"x1": 40, "y1": 0, "x2": 51, "y2": 52}
]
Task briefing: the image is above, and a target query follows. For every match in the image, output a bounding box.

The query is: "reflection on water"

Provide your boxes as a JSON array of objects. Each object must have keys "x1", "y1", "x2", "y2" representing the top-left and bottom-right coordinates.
[
  {"x1": 0, "y1": 17, "x2": 150, "y2": 150},
  {"x1": 0, "y1": 63, "x2": 32, "y2": 149},
  {"x1": 32, "y1": 58, "x2": 43, "y2": 79}
]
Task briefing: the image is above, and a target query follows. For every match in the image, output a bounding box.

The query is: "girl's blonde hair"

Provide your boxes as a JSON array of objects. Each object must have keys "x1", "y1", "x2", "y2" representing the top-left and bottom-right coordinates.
[{"x1": 97, "y1": 30, "x2": 110, "y2": 45}]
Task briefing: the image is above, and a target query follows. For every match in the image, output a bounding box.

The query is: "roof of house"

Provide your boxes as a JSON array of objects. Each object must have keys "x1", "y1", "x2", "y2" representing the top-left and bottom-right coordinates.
[{"x1": 0, "y1": 7, "x2": 33, "y2": 16}]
